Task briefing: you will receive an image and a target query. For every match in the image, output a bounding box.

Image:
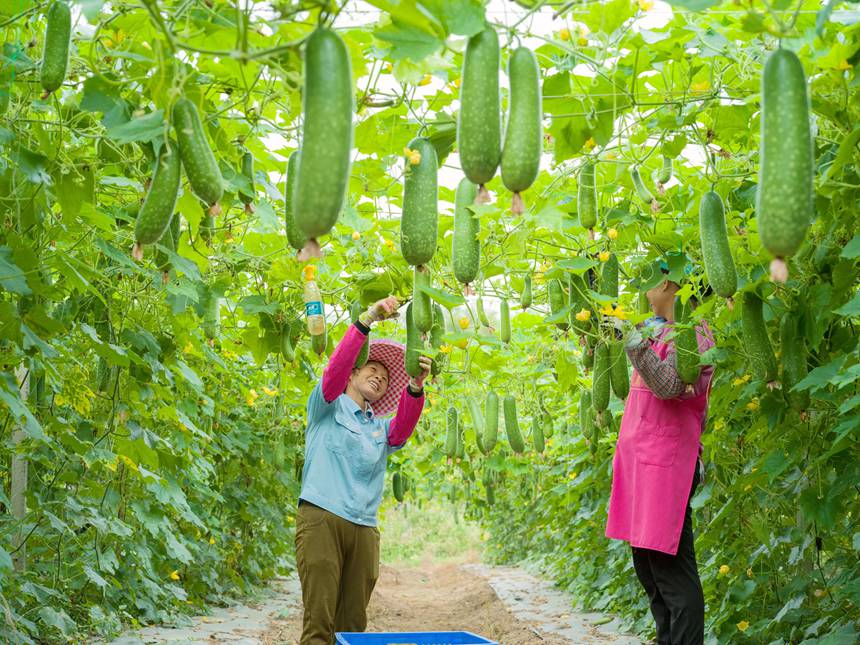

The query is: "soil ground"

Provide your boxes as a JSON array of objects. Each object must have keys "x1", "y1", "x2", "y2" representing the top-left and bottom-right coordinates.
[{"x1": 265, "y1": 556, "x2": 639, "y2": 644}]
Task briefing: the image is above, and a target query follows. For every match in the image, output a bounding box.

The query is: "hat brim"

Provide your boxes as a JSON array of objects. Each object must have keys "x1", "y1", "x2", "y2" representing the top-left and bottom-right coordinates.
[{"x1": 364, "y1": 340, "x2": 410, "y2": 417}]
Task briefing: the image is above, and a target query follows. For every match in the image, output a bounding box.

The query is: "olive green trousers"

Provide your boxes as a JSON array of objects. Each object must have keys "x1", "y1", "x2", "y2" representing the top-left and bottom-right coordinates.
[{"x1": 296, "y1": 502, "x2": 380, "y2": 645}]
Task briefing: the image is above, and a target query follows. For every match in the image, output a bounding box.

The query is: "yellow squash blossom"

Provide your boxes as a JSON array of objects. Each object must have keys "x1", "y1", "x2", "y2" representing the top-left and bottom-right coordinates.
[
  {"x1": 404, "y1": 147, "x2": 422, "y2": 165},
  {"x1": 607, "y1": 228, "x2": 618, "y2": 240},
  {"x1": 598, "y1": 251, "x2": 610, "y2": 262},
  {"x1": 719, "y1": 564, "x2": 730, "y2": 576},
  {"x1": 559, "y1": 28, "x2": 571, "y2": 41},
  {"x1": 737, "y1": 621, "x2": 749, "y2": 632},
  {"x1": 458, "y1": 317, "x2": 470, "y2": 330},
  {"x1": 169, "y1": 571, "x2": 181, "y2": 581},
  {"x1": 351, "y1": 231, "x2": 361, "y2": 240}
]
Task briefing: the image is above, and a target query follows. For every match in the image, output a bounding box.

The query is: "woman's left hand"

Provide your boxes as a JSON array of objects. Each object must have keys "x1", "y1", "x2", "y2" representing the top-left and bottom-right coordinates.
[{"x1": 410, "y1": 355, "x2": 433, "y2": 391}]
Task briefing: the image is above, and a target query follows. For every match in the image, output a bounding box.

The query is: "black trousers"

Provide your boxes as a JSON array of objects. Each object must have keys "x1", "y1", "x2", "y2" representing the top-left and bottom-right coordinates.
[{"x1": 631, "y1": 464, "x2": 704, "y2": 645}]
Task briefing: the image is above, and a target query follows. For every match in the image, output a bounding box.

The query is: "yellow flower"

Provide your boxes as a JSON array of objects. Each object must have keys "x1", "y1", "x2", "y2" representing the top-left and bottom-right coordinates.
[
  {"x1": 737, "y1": 621, "x2": 749, "y2": 632},
  {"x1": 743, "y1": 374, "x2": 751, "y2": 382},
  {"x1": 246, "y1": 389, "x2": 259, "y2": 406},
  {"x1": 836, "y1": 59, "x2": 852, "y2": 71},
  {"x1": 714, "y1": 419, "x2": 725, "y2": 431},
  {"x1": 302, "y1": 265, "x2": 316, "y2": 281},
  {"x1": 351, "y1": 231, "x2": 361, "y2": 241},
  {"x1": 439, "y1": 344, "x2": 453, "y2": 354},
  {"x1": 568, "y1": 471, "x2": 577, "y2": 480},
  {"x1": 453, "y1": 77, "x2": 462, "y2": 88},
  {"x1": 418, "y1": 74, "x2": 432, "y2": 86},
  {"x1": 382, "y1": 62, "x2": 393, "y2": 72},
  {"x1": 613, "y1": 305, "x2": 628, "y2": 321},
  {"x1": 719, "y1": 564, "x2": 730, "y2": 576},
  {"x1": 691, "y1": 80, "x2": 711, "y2": 92},
  {"x1": 404, "y1": 147, "x2": 422, "y2": 165},
  {"x1": 599, "y1": 304, "x2": 615, "y2": 317},
  {"x1": 746, "y1": 398, "x2": 760, "y2": 411},
  {"x1": 209, "y1": 537, "x2": 216, "y2": 545},
  {"x1": 559, "y1": 28, "x2": 571, "y2": 41},
  {"x1": 458, "y1": 317, "x2": 470, "y2": 330},
  {"x1": 584, "y1": 137, "x2": 596, "y2": 150},
  {"x1": 577, "y1": 36, "x2": 589, "y2": 47},
  {"x1": 598, "y1": 251, "x2": 610, "y2": 262},
  {"x1": 607, "y1": 228, "x2": 618, "y2": 240},
  {"x1": 638, "y1": 0, "x2": 653, "y2": 10},
  {"x1": 746, "y1": 568, "x2": 753, "y2": 577},
  {"x1": 169, "y1": 570, "x2": 180, "y2": 581},
  {"x1": 732, "y1": 377, "x2": 746, "y2": 386},
  {"x1": 454, "y1": 338, "x2": 469, "y2": 349},
  {"x1": 262, "y1": 386, "x2": 278, "y2": 396}
]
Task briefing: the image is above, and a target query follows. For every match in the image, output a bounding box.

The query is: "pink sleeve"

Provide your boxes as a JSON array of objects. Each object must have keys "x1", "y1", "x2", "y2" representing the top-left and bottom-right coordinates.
[
  {"x1": 321, "y1": 324, "x2": 367, "y2": 403},
  {"x1": 387, "y1": 388, "x2": 425, "y2": 447}
]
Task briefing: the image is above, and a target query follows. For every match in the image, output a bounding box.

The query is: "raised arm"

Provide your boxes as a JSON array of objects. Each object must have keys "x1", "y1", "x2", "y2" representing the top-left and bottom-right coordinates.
[
  {"x1": 321, "y1": 323, "x2": 370, "y2": 402},
  {"x1": 625, "y1": 324, "x2": 715, "y2": 400},
  {"x1": 388, "y1": 354, "x2": 431, "y2": 448}
]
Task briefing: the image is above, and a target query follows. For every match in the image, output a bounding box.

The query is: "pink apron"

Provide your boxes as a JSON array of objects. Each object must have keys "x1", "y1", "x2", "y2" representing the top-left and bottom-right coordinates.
[{"x1": 605, "y1": 323, "x2": 714, "y2": 556}]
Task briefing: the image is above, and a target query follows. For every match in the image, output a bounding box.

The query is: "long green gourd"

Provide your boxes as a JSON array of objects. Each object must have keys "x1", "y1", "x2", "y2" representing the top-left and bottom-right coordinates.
[
  {"x1": 294, "y1": 27, "x2": 353, "y2": 253},
  {"x1": 757, "y1": 48, "x2": 814, "y2": 283},
  {"x1": 501, "y1": 47, "x2": 542, "y2": 214},
  {"x1": 458, "y1": 26, "x2": 501, "y2": 200}
]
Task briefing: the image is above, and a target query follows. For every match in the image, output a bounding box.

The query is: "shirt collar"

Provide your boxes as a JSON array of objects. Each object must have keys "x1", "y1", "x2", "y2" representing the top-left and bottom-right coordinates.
[{"x1": 341, "y1": 394, "x2": 375, "y2": 420}]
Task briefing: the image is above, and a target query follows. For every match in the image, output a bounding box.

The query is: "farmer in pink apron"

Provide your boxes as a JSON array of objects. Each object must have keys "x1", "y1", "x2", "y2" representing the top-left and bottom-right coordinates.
[
  {"x1": 606, "y1": 265, "x2": 714, "y2": 645},
  {"x1": 296, "y1": 296, "x2": 431, "y2": 645}
]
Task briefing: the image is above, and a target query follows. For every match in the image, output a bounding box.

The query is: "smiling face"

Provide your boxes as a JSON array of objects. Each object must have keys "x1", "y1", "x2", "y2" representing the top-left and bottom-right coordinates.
[{"x1": 349, "y1": 360, "x2": 390, "y2": 403}]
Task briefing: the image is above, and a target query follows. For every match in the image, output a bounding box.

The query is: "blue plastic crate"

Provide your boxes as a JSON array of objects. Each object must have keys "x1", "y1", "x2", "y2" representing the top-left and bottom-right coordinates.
[{"x1": 334, "y1": 631, "x2": 497, "y2": 645}]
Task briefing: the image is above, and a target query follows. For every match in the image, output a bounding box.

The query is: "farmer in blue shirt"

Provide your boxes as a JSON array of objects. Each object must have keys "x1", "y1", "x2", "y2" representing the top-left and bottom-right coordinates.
[{"x1": 296, "y1": 296, "x2": 431, "y2": 645}]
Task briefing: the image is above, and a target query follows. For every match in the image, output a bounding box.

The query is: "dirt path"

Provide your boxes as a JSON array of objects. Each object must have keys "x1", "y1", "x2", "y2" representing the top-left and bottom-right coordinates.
[
  {"x1": 266, "y1": 560, "x2": 640, "y2": 644},
  {"x1": 108, "y1": 559, "x2": 640, "y2": 645}
]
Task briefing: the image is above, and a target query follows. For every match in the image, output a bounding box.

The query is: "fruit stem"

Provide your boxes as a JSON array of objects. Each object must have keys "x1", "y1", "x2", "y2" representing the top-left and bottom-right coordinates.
[
  {"x1": 510, "y1": 192, "x2": 524, "y2": 215},
  {"x1": 476, "y1": 185, "x2": 491, "y2": 204},
  {"x1": 300, "y1": 239, "x2": 322, "y2": 260},
  {"x1": 770, "y1": 257, "x2": 788, "y2": 283},
  {"x1": 132, "y1": 242, "x2": 144, "y2": 261}
]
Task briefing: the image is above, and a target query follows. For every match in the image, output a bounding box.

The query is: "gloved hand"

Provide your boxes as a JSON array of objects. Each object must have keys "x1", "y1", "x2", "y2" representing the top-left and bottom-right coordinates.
[{"x1": 358, "y1": 296, "x2": 400, "y2": 326}]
